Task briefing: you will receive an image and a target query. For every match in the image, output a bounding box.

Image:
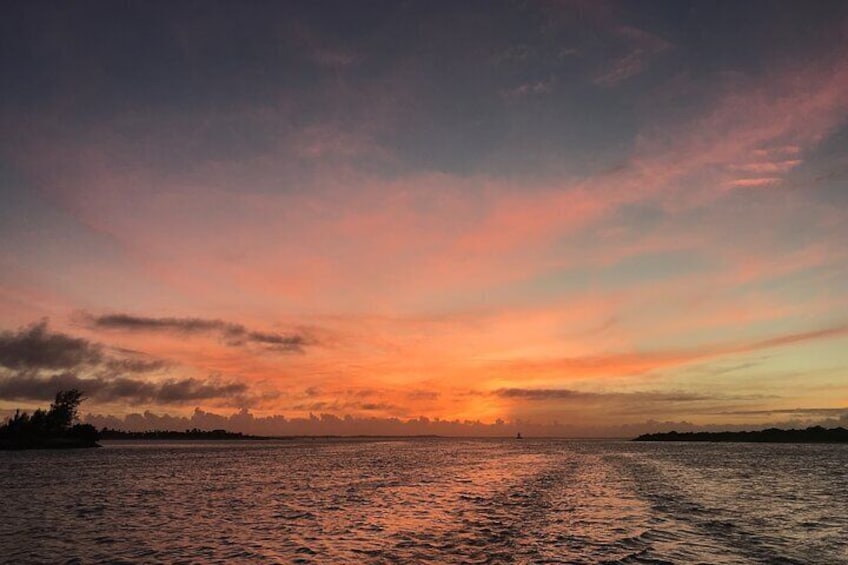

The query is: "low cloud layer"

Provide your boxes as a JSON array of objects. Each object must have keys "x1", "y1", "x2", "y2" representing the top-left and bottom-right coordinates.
[
  {"x1": 84, "y1": 313, "x2": 309, "y2": 352},
  {"x1": 76, "y1": 407, "x2": 848, "y2": 438}
]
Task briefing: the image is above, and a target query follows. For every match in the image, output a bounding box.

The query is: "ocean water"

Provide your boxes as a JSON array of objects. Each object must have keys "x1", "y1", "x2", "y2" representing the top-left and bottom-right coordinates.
[{"x1": 1, "y1": 439, "x2": 846, "y2": 564}]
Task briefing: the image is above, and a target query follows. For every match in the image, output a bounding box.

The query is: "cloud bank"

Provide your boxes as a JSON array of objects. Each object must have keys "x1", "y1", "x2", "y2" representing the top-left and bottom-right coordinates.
[{"x1": 77, "y1": 407, "x2": 848, "y2": 439}]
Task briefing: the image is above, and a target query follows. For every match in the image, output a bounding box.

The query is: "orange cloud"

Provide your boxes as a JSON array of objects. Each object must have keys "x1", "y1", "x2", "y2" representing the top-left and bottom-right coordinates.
[
  {"x1": 486, "y1": 324, "x2": 848, "y2": 386},
  {"x1": 3, "y1": 29, "x2": 848, "y2": 428}
]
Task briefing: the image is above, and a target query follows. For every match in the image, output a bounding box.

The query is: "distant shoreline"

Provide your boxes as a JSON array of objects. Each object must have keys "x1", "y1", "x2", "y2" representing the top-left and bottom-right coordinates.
[
  {"x1": 100, "y1": 428, "x2": 268, "y2": 441},
  {"x1": 95, "y1": 433, "x2": 622, "y2": 441},
  {"x1": 633, "y1": 426, "x2": 848, "y2": 443},
  {"x1": 98, "y1": 429, "x2": 446, "y2": 441},
  {"x1": 0, "y1": 437, "x2": 99, "y2": 450}
]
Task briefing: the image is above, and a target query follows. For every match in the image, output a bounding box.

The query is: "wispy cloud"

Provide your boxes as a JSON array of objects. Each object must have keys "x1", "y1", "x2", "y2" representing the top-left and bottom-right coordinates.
[
  {"x1": 730, "y1": 160, "x2": 802, "y2": 174},
  {"x1": 291, "y1": 399, "x2": 403, "y2": 414},
  {"x1": 713, "y1": 407, "x2": 848, "y2": 416},
  {"x1": 502, "y1": 76, "x2": 555, "y2": 100},
  {"x1": 489, "y1": 325, "x2": 848, "y2": 381},
  {"x1": 726, "y1": 147, "x2": 805, "y2": 188},
  {"x1": 593, "y1": 25, "x2": 672, "y2": 86},
  {"x1": 493, "y1": 388, "x2": 713, "y2": 402},
  {"x1": 727, "y1": 177, "x2": 783, "y2": 188}
]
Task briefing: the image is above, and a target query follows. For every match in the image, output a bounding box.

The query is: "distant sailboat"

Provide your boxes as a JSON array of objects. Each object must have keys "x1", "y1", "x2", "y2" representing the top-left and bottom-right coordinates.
[{"x1": 516, "y1": 432, "x2": 523, "y2": 440}]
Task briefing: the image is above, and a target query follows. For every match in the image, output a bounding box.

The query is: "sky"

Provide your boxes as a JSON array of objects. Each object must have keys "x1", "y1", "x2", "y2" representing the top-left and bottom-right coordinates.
[{"x1": 1, "y1": 1, "x2": 847, "y2": 436}]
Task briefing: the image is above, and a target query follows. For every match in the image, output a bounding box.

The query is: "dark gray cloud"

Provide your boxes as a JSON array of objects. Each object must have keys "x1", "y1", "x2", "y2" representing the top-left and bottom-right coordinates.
[
  {"x1": 358, "y1": 402, "x2": 396, "y2": 411},
  {"x1": 293, "y1": 401, "x2": 331, "y2": 411},
  {"x1": 0, "y1": 373, "x2": 247, "y2": 405},
  {"x1": 0, "y1": 320, "x2": 245, "y2": 407},
  {"x1": 496, "y1": 388, "x2": 585, "y2": 400},
  {"x1": 291, "y1": 399, "x2": 403, "y2": 415},
  {"x1": 104, "y1": 358, "x2": 168, "y2": 374},
  {"x1": 85, "y1": 313, "x2": 308, "y2": 352},
  {"x1": 407, "y1": 390, "x2": 441, "y2": 401},
  {"x1": 157, "y1": 378, "x2": 247, "y2": 404},
  {"x1": 0, "y1": 371, "x2": 91, "y2": 400},
  {"x1": 0, "y1": 320, "x2": 166, "y2": 377},
  {"x1": 0, "y1": 320, "x2": 102, "y2": 370}
]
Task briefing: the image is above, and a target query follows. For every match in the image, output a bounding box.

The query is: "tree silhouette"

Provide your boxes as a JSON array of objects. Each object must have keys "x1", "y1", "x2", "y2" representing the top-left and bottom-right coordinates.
[
  {"x1": 0, "y1": 389, "x2": 99, "y2": 449},
  {"x1": 48, "y1": 389, "x2": 84, "y2": 431}
]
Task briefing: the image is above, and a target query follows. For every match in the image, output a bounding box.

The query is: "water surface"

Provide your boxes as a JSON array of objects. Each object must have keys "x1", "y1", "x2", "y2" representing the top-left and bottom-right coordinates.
[{"x1": 2, "y1": 439, "x2": 846, "y2": 563}]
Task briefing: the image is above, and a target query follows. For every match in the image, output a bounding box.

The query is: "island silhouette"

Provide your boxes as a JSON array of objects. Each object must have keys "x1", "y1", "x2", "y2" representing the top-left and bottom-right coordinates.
[
  {"x1": 1, "y1": 391, "x2": 274, "y2": 448},
  {"x1": 0, "y1": 389, "x2": 99, "y2": 450},
  {"x1": 634, "y1": 426, "x2": 848, "y2": 443},
  {"x1": 99, "y1": 428, "x2": 264, "y2": 440}
]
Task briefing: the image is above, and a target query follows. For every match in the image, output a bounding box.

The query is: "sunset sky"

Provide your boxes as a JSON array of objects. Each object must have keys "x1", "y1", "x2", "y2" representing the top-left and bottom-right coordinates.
[{"x1": 1, "y1": 1, "x2": 847, "y2": 435}]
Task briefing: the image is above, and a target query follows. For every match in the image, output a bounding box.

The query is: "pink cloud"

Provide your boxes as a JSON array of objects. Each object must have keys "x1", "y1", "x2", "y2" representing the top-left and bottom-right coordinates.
[
  {"x1": 751, "y1": 145, "x2": 801, "y2": 158},
  {"x1": 3, "y1": 35, "x2": 848, "y2": 425},
  {"x1": 727, "y1": 177, "x2": 783, "y2": 188},
  {"x1": 730, "y1": 160, "x2": 802, "y2": 174}
]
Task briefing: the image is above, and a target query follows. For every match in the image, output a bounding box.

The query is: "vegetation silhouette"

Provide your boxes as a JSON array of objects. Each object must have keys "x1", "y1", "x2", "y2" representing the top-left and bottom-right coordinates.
[
  {"x1": 98, "y1": 429, "x2": 441, "y2": 440},
  {"x1": 99, "y1": 428, "x2": 265, "y2": 440},
  {"x1": 634, "y1": 426, "x2": 848, "y2": 443},
  {"x1": 0, "y1": 389, "x2": 99, "y2": 450}
]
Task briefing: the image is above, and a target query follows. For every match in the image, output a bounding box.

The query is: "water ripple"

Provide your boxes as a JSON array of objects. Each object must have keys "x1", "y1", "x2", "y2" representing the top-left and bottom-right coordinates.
[{"x1": 1, "y1": 439, "x2": 846, "y2": 563}]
